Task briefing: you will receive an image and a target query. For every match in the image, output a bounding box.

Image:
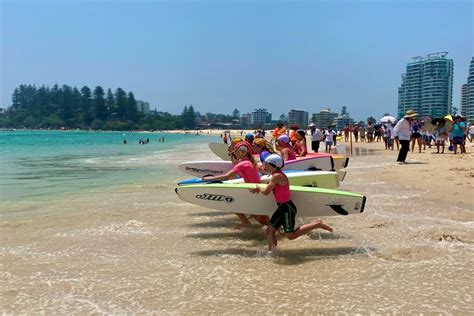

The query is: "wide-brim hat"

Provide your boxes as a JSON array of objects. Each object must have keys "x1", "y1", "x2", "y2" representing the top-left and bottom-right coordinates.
[{"x1": 404, "y1": 110, "x2": 418, "y2": 118}]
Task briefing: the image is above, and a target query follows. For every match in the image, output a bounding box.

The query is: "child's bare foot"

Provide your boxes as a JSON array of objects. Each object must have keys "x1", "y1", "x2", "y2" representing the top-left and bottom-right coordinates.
[
  {"x1": 234, "y1": 222, "x2": 251, "y2": 230},
  {"x1": 315, "y1": 219, "x2": 333, "y2": 232}
]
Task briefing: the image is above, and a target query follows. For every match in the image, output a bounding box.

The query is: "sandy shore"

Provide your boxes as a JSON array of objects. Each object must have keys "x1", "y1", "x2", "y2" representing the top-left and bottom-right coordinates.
[
  {"x1": 2, "y1": 132, "x2": 473, "y2": 313},
  {"x1": 335, "y1": 138, "x2": 474, "y2": 211},
  {"x1": 167, "y1": 127, "x2": 473, "y2": 209}
]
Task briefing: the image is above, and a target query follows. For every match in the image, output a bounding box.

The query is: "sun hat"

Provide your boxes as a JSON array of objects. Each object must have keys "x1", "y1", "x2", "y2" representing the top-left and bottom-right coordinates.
[
  {"x1": 309, "y1": 123, "x2": 315, "y2": 127},
  {"x1": 404, "y1": 110, "x2": 418, "y2": 118},
  {"x1": 277, "y1": 134, "x2": 290, "y2": 143},
  {"x1": 264, "y1": 154, "x2": 284, "y2": 169}
]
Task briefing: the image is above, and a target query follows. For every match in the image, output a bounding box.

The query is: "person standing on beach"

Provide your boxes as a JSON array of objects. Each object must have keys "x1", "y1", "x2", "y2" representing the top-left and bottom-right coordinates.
[
  {"x1": 451, "y1": 116, "x2": 466, "y2": 154},
  {"x1": 250, "y1": 154, "x2": 333, "y2": 251},
  {"x1": 324, "y1": 127, "x2": 335, "y2": 153},
  {"x1": 433, "y1": 121, "x2": 447, "y2": 154},
  {"x1": 393, "y1": 110, "x2": 417, "y2": 164},
  {"x1": 309, "y1": 123, "x2": 324, "y2": 153}
]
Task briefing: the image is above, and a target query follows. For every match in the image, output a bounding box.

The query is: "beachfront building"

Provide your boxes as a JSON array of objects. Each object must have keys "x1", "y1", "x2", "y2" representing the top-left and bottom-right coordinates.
[
  {"x1": 240, "y1": 113, "x2": 251, "y2": 128},
  {"x1": 250, "y1": 108, "x2": 272, "y2": 127},
  {"x1": 461, "y1": 84, "x2": 469, "y2": 117},
  {"x1": 288, "y1": 109, "x2": 308, "y2": 128},
  {"x1": 136, "y1": 100, "x2": 150, "y2": 114},
  {"x1": 312, "y1": 108, "x2": 338, "y2": 129},
  {"x1": 463, "y1": 57, "x2": 474, "y2": 123},
  {"x1": 334, "y1": 107, "x2": 354, "y2": 130},
  {"x1": 398, "y1": 52, "x2": 453, "y2": 119}
]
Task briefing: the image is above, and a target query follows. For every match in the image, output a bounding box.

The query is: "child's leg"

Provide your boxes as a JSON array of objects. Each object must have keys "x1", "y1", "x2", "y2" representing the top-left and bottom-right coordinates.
[
  {"x1": 285, "y1": 219, "x2": 333, "y2": 240},
  {"x1": 266, "y1": 226, "x2": 278, "y2": 250},
  {"x1": 234, "y1": 213, "x2": 251, "y2": 229}
]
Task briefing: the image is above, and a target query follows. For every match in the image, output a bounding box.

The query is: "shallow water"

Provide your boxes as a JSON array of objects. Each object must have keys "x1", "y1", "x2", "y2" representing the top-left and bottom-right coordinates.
[{"x1": 1, "y1": 134, "x2": 473, "y2": 313}]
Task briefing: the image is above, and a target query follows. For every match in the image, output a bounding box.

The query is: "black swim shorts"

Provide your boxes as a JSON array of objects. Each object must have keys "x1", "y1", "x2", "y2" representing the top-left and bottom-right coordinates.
[{"x1": 270, "y1": 200, "x2": 297, "y2": 233}]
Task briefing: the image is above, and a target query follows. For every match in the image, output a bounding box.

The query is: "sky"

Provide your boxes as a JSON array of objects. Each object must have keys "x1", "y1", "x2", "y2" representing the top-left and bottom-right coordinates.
[{"x1": 1, "y1": 0, "x2": 472, "y2": 121}]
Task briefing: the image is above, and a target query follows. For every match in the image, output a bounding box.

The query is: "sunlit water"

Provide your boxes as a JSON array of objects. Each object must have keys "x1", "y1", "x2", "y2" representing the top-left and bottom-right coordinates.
[{"x1": 1, "y1": 132, "x2": 473, "y2": 313}]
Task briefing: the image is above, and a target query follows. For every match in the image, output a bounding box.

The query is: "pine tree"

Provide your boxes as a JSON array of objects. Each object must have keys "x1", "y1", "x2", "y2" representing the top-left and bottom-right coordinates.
[
  {"x1": 125, "y1": 91, "x2": 139, "y2": 122},
  {"x1": 80, "y1": 86, "x2": 93, "y2": 126},
  {"x1": 106, "y1": 88, "x2": 115, "y2": 120},
  {"x1": 115, "y1": 88, "x2": 127, "y2": 120},
  {"x1": 93, "y1": 86, "x2": 108, "y2": 121}
]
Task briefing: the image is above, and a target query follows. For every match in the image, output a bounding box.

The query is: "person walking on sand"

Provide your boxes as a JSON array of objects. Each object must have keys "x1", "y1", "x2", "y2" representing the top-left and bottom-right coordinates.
[
  {"x1": 393, "y1": 110, "x2": 417, "y2": 164},
  {"x1": 433, "y1": 121, "x2": 447, "y2": 154},
  {"x1": 250, "y1": 154, "x2": 333, "y2": 251},
  {"x1": 324, "y1": 127, "x2": 335, "y2": 153},
  {"x1": 410, "y1": 120, "x2": 422, "y2": 153}
]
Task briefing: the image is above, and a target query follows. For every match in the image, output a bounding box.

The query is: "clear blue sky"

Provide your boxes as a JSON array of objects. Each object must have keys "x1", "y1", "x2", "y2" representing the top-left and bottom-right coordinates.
[{"x1": 1, "y1": 0, "x2": 472, "y2": 121}]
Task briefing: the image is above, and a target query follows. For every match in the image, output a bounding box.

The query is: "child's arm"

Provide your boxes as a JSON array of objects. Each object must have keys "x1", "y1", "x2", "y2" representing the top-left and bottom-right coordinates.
[
  {"x1": 250, "y1": 173, "x2": 284, "y2": 195},
  {"x1": 202, "y1": 169, "x2": 237, "y2": 181}
]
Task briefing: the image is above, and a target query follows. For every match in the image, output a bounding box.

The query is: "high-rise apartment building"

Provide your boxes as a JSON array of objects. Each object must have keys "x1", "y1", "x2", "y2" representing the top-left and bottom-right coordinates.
[
  {"x1": 250, "y1": 108, "x2": 272, "y2": 126},
  {"x1": 312, "y1": 109, "x2": 338, "y2": 129},
  {"x1": 288, "y1": 109, "x2": 308, "y2": 128},
  {"x1": 398, "y1": 52, "x2": 453, "y2": 118},
  {"x1": 240, "y1": 113, "x2": 251, "y2": 127},
  {"x1": 136, "y1": 100, "x2": 150, "y2": 114},
  {"x1": 465, "y1": 57, "x2": 474, "y2": 122},
  {"x1": 461, "y1": 84, "x2": 469, "y2": 117}
]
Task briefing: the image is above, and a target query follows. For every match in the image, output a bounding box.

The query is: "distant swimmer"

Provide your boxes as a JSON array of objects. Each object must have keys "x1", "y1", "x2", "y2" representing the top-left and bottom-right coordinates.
[
  {"x1": 250, "y1": 154, "x2": 333, "y2": 251},
  {"x1": 123, "y1": 139, "x2": 127, "y2": 144}
]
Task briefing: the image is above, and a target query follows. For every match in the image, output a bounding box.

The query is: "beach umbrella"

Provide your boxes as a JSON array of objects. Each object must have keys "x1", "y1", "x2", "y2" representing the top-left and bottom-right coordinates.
[
  {"x1": 380, "y1": 115, "x2": 396, "y2": 123},
  {"x1": 444, "y1": 114, "x2": 453, "y2": 121}
]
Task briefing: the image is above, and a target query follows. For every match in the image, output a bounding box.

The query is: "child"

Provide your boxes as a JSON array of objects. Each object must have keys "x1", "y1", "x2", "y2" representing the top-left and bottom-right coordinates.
[
  {"x1": 324, "y1": 127, "x2": 335, "y2": 153},
  {"x1": 250, "y1": 154, "x2": 333, "y2": 251},
  {"x1": 203, "y1": 142, "x2": 269, "y2": 228}
]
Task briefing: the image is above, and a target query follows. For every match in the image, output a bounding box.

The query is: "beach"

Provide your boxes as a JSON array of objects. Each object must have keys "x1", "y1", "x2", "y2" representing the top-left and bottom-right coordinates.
[{"x1": 1, "y1": 131, "x2": 473, "y2": 313}]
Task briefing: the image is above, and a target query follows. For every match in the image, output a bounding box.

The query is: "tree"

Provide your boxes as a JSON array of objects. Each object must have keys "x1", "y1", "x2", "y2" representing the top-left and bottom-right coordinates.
[
  {"x1": 232, "y1": 108, "x2": 240, "y2": 119},
  {"x1": 93, "y1": 86, "x2": 108, "y2": 121},
  {"x1": 80, "y1": 86, "x2": 93, "y2": 125},
  {"x1": 341, "y1": 106, "x2": 348, "y2": 115},
  {"x1": 106, "y1": 88, "x2": 115, "y2": 120},
  {"x1": 125, "y1": 91, "x2": 139, "y2": 122},
  {"x1": 181, "y1": 105, "x2": 196, "y2": 129},
  {"x1": 115, "y1": 88, "x2": 127, "y2": 120}
]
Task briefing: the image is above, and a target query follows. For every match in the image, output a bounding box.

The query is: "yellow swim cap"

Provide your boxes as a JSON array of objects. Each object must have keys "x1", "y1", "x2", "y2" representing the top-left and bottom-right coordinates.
[
  {"x1": 253, "y1": 138, "x2": 266, "y2": 147},
  {"x1": 231, "y1": 137, "x2": 243, "y2": 145}
]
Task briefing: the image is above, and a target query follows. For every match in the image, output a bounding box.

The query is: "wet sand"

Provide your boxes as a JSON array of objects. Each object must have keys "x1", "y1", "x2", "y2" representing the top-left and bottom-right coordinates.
[{"x1": 1, "y1": 140, "x2": 473, "y2": 313}]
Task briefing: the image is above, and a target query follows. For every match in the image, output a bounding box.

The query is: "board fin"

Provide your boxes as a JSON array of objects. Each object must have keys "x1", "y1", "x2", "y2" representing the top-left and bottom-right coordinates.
[{"x1": 328, "y1": 204, "x2": 349, "y2": 216}]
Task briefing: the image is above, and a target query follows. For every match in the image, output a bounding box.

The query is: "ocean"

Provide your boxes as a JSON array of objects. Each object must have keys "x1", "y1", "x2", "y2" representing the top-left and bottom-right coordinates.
[
  {"x1": 1, "y1": 130, "x2": 472, "y2": 313},
  {"x1": 0, "y1": 130, "x2": 216, "y2": 216}
]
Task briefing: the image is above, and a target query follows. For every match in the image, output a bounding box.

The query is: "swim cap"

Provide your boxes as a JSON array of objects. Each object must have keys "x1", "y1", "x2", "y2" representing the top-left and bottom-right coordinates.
[
  {"x1": 245, "y1": 133, "x2": 254, "y2": 141},
  {"x1": 230, "y1": 137, "x2": 243, "y2": 145},
  {"x1": 253, "y1": 138, "x2": 266, "y2": 147},
  {"x1": 277, "y1": 134, "x2": 290, "y2": 143},
  {"x1": 264, "y1": 154, "x2": 284, "y2": 169},
  {"x1": 235, "y1": 141, "x2": 251, "y2": 153}
]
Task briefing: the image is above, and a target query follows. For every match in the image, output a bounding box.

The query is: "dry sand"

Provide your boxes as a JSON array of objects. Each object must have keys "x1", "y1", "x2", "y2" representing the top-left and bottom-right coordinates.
[{"x1": 336, "y1": 138, "x2": 474, "y2": 211}]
